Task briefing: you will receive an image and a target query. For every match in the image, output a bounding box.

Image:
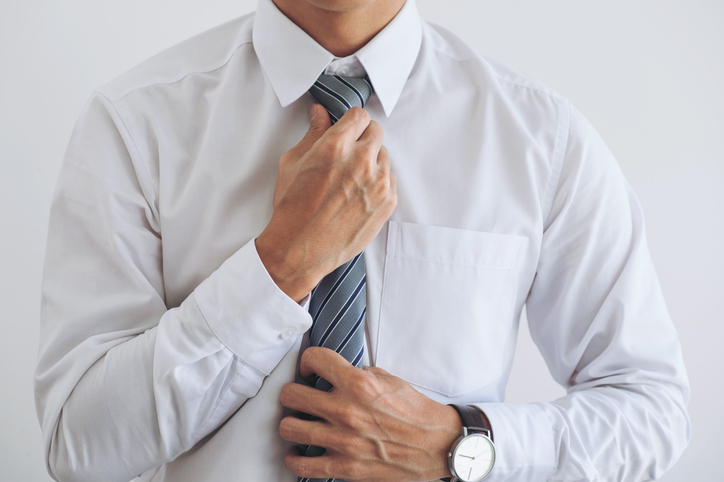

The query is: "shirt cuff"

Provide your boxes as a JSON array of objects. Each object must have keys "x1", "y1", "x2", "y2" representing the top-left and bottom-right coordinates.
[
  {"x1": 194, "y1": 238, "x2": 312, "y2": 375},
  {"x1": 471, "y1": 402, "x2": 556, "y2": 481}
]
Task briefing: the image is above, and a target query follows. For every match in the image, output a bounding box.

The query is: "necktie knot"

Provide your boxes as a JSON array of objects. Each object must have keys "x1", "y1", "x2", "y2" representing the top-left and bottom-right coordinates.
[{"x1": 309, "y1": 74, "x2": 373, "y2": 123}]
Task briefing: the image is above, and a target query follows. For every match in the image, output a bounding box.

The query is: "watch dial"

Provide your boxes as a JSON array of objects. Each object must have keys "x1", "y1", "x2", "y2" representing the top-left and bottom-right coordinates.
[{"x1": 452, "y1": 434, "x2": 495, "y2": 481}]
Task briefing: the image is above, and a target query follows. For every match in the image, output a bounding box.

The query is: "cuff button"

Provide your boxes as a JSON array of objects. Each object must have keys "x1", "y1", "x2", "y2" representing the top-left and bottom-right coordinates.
[{"x1": 281, "y1": 329, "x2": 299, "y2": 340}]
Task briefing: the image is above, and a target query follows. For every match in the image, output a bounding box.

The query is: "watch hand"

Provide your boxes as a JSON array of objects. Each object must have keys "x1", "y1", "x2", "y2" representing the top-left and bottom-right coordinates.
[
  {"x1": 458, "y1": 454, "x2": 475, "y2": 459},
  {"x1": 473, "y1": 449, "x2": 490, "y2": 459}
]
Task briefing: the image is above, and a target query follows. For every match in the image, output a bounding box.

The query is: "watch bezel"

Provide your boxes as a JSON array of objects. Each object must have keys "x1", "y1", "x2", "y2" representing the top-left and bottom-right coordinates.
[{"x1": 448, "y1": 429, "x2": 496, "y2": 482}]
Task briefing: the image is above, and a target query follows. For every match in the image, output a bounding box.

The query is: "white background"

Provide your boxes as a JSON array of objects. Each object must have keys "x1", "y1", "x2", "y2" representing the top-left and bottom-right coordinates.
[{"x1": 1, "y1": 1, "x2": 722, "y2": 480}]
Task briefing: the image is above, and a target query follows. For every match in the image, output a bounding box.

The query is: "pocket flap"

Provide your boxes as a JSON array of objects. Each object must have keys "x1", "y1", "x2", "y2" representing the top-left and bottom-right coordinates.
[{"x1": 388, "y1": 221, "x2": 528, "y2": 269}]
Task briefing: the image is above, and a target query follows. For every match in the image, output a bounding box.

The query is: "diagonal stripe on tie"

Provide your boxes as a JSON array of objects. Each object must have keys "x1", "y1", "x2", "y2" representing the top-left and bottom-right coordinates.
[
  {"x1": 299, "y1": 74, "x2": 374, "y2": 482},
  {"x1": 316, "y1": 279, "x2": 365, "y2": 349},
  {"x1": 310, "y1": 253, "x2": 363, "y2": 323},
  {"x1": 309, "y1": 74, "x2": 373, "y2": 124}
]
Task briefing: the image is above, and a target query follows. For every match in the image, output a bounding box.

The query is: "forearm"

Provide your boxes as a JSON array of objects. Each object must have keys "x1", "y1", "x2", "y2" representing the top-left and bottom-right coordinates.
[
  {"x1": 474, "y1": 380, "x2": 689, "y2": 481},
  {"x1": 38, "y1": 238, "x2": 314, "y2": 481},
  {"x1": 47, "y1": 295, "x2": 261, "y2": 482},
  {"x1": 493, "y1": 104, "x2": 692, "y2": 481}
]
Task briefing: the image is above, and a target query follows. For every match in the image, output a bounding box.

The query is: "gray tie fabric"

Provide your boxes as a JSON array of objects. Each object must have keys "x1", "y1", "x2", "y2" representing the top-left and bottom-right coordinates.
[
  {"x1": 299, "y1": 74, "x2": 373, "y2": 482},
  {"x1": 309, "y1": 74, "x2": 373, "y2": 124}
]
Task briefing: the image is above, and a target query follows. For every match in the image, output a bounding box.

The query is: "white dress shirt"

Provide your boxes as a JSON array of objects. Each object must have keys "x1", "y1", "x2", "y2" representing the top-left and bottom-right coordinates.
[{"x1": 35, "y1": 0, "x2": 690, "y2": 481}]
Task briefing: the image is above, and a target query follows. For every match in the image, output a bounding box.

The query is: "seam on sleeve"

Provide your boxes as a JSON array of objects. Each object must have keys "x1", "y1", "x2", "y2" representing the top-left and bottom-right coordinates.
[
  {"x1": 106, "y1": 40, "x2": 252, "y2": 103},
  {"x1": 541, "y1": 98, "x2": 571, "y2": 230},
  {"x1": 94, "y1": 92, "x2": 164, "y2": 306},
  {"x1": 96, "y1": 91, "x2": 160, "y2": 201}
]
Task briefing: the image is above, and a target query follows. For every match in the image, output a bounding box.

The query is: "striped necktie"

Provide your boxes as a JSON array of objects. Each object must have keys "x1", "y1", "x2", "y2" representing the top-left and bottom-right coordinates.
[
  {"x1": 299, "y1": 74, "x2": 373, "y2": 482},
  {"x1": 309, "y1": 74, "x2": 373, "y2": 125}
]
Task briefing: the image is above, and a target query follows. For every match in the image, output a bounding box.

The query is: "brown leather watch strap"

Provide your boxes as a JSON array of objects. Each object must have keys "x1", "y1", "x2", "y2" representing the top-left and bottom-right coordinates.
[{"x1": 449, "y1": 404, "x2": 494, "y2": 442}]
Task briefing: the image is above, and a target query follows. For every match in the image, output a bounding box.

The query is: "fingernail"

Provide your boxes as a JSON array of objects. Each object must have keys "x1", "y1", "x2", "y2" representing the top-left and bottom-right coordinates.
[{"x1": 309, "y1": 104, "x2": 318, "y2": 121}]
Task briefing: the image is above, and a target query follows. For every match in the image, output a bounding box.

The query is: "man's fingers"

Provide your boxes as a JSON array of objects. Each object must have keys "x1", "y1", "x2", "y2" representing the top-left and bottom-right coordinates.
[
  {"x1": 357, "y1": 118, "x2": 384, "y2": 149},
  {"x1": 332, "y1": 106, "x2": 372, "y2": 141},
  {"x1": 284, "y1": 450, "x2": 333, "y2": 480},
  {"x1": 299, "y1": 347, "x2": 354, "y2": 387},
  {"x1": 304, "y1": 103, "x2": 332, "y2": 147},
  {"x1": 376, "y1": 144, "x2": 390, "y2": 173},
  {"x1": 285, "y1": 451, "x2": 364, "y2": 481},
  {"x1": 288, "y1": 104, "x2": 332, "y2": 159},
  {"x1": 279, "y1": 416, "x2": 334, "y2": 447},
  {"x1": 279, "y1": 382, "x2": 336, "y2": 419}
]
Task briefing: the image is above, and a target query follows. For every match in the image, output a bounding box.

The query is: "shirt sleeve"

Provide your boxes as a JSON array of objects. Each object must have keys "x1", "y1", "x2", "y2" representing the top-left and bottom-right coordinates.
[
  {"x1": 473, "y1": 105, "x2": 691, "y2": 481},
  {"x1": 34, "y1": 92, "x2": 312, "y2": 482}
]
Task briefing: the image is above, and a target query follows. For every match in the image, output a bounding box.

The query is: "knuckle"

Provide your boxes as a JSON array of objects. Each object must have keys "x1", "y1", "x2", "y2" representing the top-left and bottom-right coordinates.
[
  {"x1": 364, "y1": 366, "x2": 388, "y2": 376},
  {"x1": 341, "y1": 459, "x2": 364, "y2": 479},
  {"x1": 370, "y1": 177, "x2": 391, "y2": 203},
  {"x1": 349, "y1": 372, "x2": 380, "y2": 400},
  {"x1": 294, "y1": 460, "x2": 313, "y2": 478},
  {"x1": 334, "y1": 402, "x2": 357, "y2": 424},
  {"x1": 352, "y1": 158, "x2": 375, "y2": 181},
  {"x1": 347, "y1": 413, "x2": 366, "y2": 433},
  {"x1": 348, "y1": 106, "x2": 370, "y2": 123},
  {"x1": 336, "y1": 431, "x2": 358, "y2": 454},
  {"x1": 361, "y1": 142, "x2": 381, "y2": 163},
  {"x1": 319, "y1": 136, "x2": 345, "y2": 160},
  {"x1": 368, "y1": 120, "x2": 384, "y2": 138}
]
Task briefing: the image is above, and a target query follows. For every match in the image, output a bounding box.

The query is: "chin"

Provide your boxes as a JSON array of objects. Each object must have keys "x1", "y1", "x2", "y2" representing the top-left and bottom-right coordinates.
[{"x1": 303, "y1": 0, "x2": 382, "y2": 13}]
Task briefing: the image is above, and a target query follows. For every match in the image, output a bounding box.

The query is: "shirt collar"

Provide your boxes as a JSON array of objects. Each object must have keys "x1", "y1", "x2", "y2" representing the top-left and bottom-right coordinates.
[{"x1": 252, "y1": 0, "x2": 422, "y2": 117}]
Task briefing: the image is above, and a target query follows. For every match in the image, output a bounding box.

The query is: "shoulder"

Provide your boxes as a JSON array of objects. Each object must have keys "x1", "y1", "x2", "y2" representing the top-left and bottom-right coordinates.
[
  {"x1": 97, "y1": 12, "x2": 255, "y2": 103},
  {"x1": 419, "y1": 21, "x2": 566, "y2": 108}
]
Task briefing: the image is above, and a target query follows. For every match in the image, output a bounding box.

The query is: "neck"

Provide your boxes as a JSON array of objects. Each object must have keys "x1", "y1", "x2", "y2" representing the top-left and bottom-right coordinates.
[{"x1": 272, "y1": 0, "x2": 407, "y2": 57}]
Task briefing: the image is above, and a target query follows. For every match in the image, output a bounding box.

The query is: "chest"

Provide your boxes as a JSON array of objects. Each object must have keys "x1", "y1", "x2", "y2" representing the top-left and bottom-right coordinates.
[{"x1": 155, "y1": 85, "x2": 556, "y2": 399}]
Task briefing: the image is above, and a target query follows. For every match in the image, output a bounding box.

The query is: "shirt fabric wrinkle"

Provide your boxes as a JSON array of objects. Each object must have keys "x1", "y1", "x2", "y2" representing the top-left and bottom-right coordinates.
[{"x1": 34, "y1": 0, "x2": 689, "y2": 481}]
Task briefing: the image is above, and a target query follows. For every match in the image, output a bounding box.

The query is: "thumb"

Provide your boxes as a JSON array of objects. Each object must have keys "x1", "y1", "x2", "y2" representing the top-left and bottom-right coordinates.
[{"x1": 296, "y1": 104, "x2": 331, "y2": 154}]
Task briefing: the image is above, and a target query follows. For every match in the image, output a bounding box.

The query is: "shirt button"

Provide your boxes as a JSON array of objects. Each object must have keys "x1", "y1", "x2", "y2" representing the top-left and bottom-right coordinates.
[
  {"x1": 340, "y1": 68, "x2": 350, "y2": 76},
  {"x1": 281, "y1": 329, "x2": 299, "y2": 340}
]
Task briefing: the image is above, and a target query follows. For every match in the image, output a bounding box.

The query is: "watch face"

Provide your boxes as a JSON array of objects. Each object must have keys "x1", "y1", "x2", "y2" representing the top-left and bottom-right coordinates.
[{"x1": 452, "y1": 434, "x2": 495, "y2": 481}]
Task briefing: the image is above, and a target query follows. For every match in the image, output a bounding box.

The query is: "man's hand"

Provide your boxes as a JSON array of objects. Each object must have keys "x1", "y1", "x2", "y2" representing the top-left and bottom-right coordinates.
[
  {"x1": 256, "y1": 105, "x2": 397, "y2": 302},
  {"x1": 279, "y1": 347, "x2": 462, "y2": 482}
]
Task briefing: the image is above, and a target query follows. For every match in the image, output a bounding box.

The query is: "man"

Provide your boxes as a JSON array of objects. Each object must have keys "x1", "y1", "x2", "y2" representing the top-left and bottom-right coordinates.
[{"x1": 35, "y1": 0, "x2": 690, "y2": 481}]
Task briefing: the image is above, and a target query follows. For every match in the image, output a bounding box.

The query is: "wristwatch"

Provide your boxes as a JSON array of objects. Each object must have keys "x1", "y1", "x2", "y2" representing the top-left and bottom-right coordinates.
[{"x1": 445, "y1": 404, "x2": 496, "y2": 482}]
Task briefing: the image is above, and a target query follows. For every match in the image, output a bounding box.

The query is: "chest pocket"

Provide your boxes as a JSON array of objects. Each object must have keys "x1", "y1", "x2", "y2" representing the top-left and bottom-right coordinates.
[{"x1": 375, "y1": 221, "x2": 528, "y2": 397}]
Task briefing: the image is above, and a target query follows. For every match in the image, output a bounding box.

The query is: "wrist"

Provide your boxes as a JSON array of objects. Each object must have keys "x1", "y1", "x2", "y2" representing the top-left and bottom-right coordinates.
[
  {"x1": 255, "y1": 232, "x2": 321, "y2": 302},
  {"x1": 445, "y1": 404, "x2": 496, "y2": 482},
  {"x1": 433, "y1": 405, "x2": 464, "y2": 479}
]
